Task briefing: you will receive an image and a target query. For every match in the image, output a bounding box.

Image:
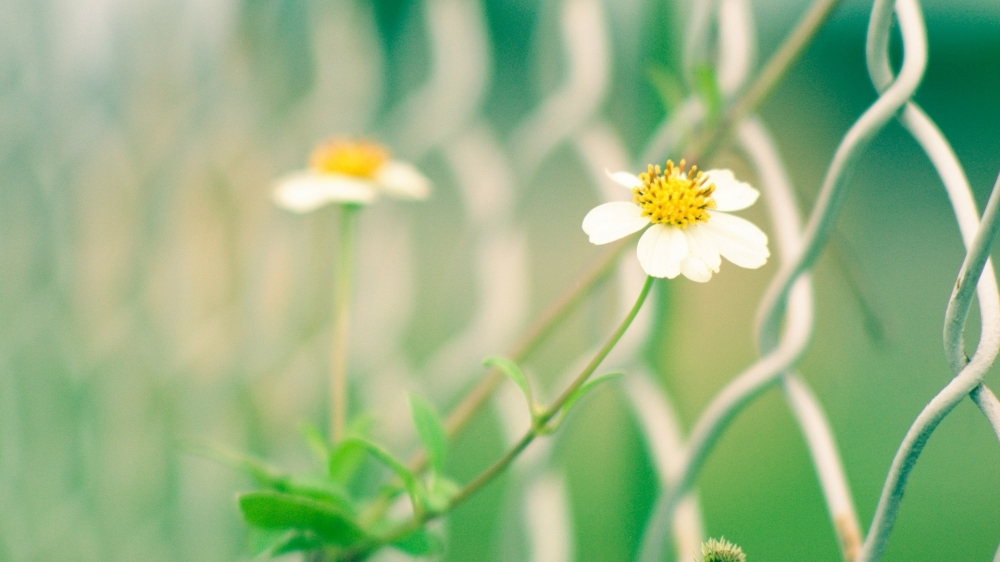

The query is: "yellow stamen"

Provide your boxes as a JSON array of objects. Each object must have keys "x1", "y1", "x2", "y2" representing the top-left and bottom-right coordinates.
[
  {"x1": 310, "y1": 139, "x2": 389, "y2": 178},
  {"x1": 632, "y1": 159, "x2": 716, "y2": 228}
]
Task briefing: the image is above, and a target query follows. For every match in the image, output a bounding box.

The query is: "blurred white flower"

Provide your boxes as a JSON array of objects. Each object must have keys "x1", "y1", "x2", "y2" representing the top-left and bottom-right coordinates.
[
  {"x1": 582, "y1": 160, "x2": 768, "y2": 282},
  {"x1": 273, "y1": 139, "x2": 430, "y2": 212}
]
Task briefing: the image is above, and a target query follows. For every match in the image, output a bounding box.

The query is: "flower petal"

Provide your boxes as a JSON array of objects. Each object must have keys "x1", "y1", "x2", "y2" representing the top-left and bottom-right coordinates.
[
  {"x1": 273, "y1": 172, "x2": 377, "y2": 212},
  {"x1": 680, "y1": 255, "x2": 713, "y2": 282},
  {"x1": 582, "y1": 202, "x2": 650, "y2": 245},
  {"x1": 375, "y1": 160, "x2": 431, "y2": 200},
  {"x1": 703, "y1": 211, "x2": 770, "y2": 269},
  {"x1": 684, "y1": 225, "x2": 721, "y2": 272},
  {"x1": 606, "y1": 169, "x2": 643, "y2": 190},
  {"x1": 705, "y1": 169, "x2": 759, "y2": 212},
  {"x1": 637, "y1": 224, "x2": 688, "y2": 278}
]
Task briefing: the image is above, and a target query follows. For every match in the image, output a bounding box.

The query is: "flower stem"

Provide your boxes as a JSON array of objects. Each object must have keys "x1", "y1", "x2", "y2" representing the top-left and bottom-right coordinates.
[
  {"x1": 358, "y1": 240, "x2": 627, "y2": 527},
  {"x1": 331, "y1": 204, "x2": 360, "y2": 444},
  {"x1": 353, "y1": 276, "x2": 654, "y2": 558},
  {"x1": 443, "y1": 240, "x2": 628, "y2": 435},
  {"x1": 414, "y1": 241, "x2": 625, "y2": 466},
  {"x1": 451, "y1": 275, "x2": 653, "y2": 507}
]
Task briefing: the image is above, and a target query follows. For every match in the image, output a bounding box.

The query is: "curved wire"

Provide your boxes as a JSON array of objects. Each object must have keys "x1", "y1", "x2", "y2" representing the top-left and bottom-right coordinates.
[
  {"x1": 753, "y1": 0, "x2": 927, "y2": 352},
  {"x1": 637, "y1": 275, "x2": 815, "y2": 562},
  {"x1": 856, "y1": 131, "x2": 1000, "y2": 562},
  {"x1": 739, "y1": 116, "x2": 863, "y2": 561},
  {"x1": 637, "y1": 0, "x2": 927, "y2": 557},
  {"x1": 626, "y1": 373, "x2": 707, "y2": 562},
  {"x1": 382, "y1": 0, "x2": 492, "y2": 160},
  {"x1": 508, "y1": 0, "x2": 611, "y2": 177},
  {"x1": 852, "y1": 0, "x2": 1000, "y2": 559}
]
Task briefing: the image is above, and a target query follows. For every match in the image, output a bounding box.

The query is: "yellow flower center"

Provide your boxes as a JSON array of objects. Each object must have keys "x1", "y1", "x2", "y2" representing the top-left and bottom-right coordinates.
[
  {"x1": 632, "y1": 159, "x2": 716, "y2": 228},
  {"x1": 310, "y1": 139, "x2": 389, "y2": 178}
]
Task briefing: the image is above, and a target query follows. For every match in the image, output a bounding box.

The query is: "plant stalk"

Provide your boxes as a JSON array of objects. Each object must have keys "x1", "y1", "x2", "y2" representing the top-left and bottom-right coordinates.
[
  {"x1": 331, "y1": 204, "x2": 360, "y2": 444},
  {"x1": 352, "y1": 276, "x2": 654, "y2": 558}
]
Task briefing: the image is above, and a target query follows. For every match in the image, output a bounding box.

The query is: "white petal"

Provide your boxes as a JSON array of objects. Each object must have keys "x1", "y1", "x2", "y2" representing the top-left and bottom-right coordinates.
[
  {"x1": 375, "y1": 160, "x2": 431, "y2": 200},
  {"x1": 637, "y1": 224, "x2": 688, "y2": 278},
  {"x1": 703, "y1": 211, "x2": 770, "y2": 269},
  {"x1": 606, "y1": 169, "x2": 643, "y2": 190},
  {"x1": 582, "y1": 202, "x2": 650, "y2": 245},
  {"x1": 684, "y1": 225, "x2": 721, "y2": 272},
  {"x1": 705, "y1": 169, "x2": 759, "y2": 212},
  {"x1": 680, "y1": 255, "x2": 713, "y2": 282},
  {"x1": 273, "y1": 172, "x2": 377, "y2": 212}
]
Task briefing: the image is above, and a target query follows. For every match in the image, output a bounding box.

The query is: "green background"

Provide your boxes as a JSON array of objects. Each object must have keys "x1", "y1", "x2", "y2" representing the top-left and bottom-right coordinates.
[{"x1": 0, "y1": 0, "x2": 998, "y2": 560}]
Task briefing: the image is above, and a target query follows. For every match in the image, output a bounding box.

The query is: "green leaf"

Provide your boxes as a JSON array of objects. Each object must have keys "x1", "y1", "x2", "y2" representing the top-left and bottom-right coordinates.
[
  {"x1": 326, "y1": 415, "x2": 377, "y2": 484},
  {"x1": 184, "y1": 441, "x2": 288, "y2": 489},
  {"x1": 547, "y1": 373, "x2": 623, "y2": 432},
  {"x1": 248, "y1": 528, "x2": 324, "y2": 557},
  {"x1": 185, "y1": 440, "x2": 357, "y2": 517},
  {"x1": 248, "y1": 528, "x2": 292, "y2": 557},
  {"x1": 391, "y1": 527, "x2": 445, "y2": 556},
  {"x1": 484, "y1": 356, "x2": 535, "y2": 414},
  {"x1": 646, "y1": 64, "x2": 686, "y2": 114},
  {"x1": 328, "y1": 439, "x2": 366, "y2": 485},
  {"x1": 426, "y1": 475, "x2": 461, "y2": 514},
  {"x1": 565, "y1": 372, "x2": 622, "y2": 412},
  {"x1": 300, "y1": 423, "x2": 330, "y2": 467},
  {"x1": 271, "y1": 532, "x2": 324, "y2": 556},
  {"x1": 284, "y1": 474, "x2": 355, "y2": 516},
  {"x1": 691, "y1": 64, "x2": 723, "y2": 118},
  {"x1": 238, "y1": 491, "x2": 366, "y2": 546},
  {"x1": 408, "y1": 394, "x2": 448, "y2": 473},
  {"x1": 338, "y1": 437, "x2": 427, "y2": 517}
]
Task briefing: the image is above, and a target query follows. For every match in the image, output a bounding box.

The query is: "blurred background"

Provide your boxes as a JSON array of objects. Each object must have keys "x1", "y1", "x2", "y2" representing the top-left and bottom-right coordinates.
[{"x1": 0, "y1": 0, "x2": 999, "y2": 560}]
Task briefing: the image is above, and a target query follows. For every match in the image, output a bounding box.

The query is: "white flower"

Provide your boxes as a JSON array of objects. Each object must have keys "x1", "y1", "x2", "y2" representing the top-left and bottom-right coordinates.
[
  {"x1": 582, "y1": 160, "x2": 769, "y2": 282},
  {"x1": 273, "y1": 139, "x2": 431, "y2": 212}
]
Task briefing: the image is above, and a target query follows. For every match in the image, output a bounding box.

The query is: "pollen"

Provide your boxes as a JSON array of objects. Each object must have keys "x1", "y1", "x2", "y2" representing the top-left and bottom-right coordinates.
[
  {"x1": 310, "y1": 139, "x2": 389, "y2": 178},
  {"x1": 632, "y1": 159, "x2": 716, "y2": 228}
]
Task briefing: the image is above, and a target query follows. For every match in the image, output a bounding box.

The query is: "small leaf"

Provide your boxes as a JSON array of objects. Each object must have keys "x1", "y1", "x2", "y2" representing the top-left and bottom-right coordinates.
[
  {"x1": 185, "y1": 441, "x2": 288, "y2": 489},
  {"x1": 272, "y1": 532, "x2": 324, "y2": 555},
  {"x1": 326, "y1": 415, "x2": 377, "y2": 484},
  {"x1": 186, "y1": 441, "x2": 357, "y2": 515},
  {"x1": 391, "y1": 527, "x2": 445, "y2": 556},
  {"x1": 300, "y1": 423, "x2": 331, "y2": 467},
  {"x1": 426, "y1": 475, "x2": 461, "y2": 514},
  {"x1": 691, "y1": 64, "x2": 723, "y2": 118},
  {"x1": 285, "y1": 474, "x2": 355, "y2": 516},
  {"x1": 484, "y1": 356, "x2": 535, "y2": 414},
  {"x1": 248, "y1": 528, "x2": 292, "y2": 557},
  {"x1": 347, "y1": 413, "x2": 377, "y2": 436},
  {"x1": 248, "y1": 528, "x2": 324, "y2": 557},
  {"x1": 646, "y1": 64, "x2": 685, "y2": 114},
  {"x1": 339, "y1": 437, "x2": 427, "y2": 517},
  {"x1": 238, "y1": 491, "x2": 366, "y2": 546},
  {"x1": 408, "y1": 394, "x2": 448, "y2": 473},
  {"x1": 328, "y1": 438, "x2": 366, "y2": 484},
  {"x1": 547, "y1": 373, "x2": 623, "y2": 432}
]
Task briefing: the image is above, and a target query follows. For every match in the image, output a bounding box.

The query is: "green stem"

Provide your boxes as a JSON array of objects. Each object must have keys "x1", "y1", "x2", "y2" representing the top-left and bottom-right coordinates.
[
  {"x1": 331, "y1": 204, "x2": 360, "y2": 444},
  {"x1": 450, "y1": 275, "x2": 654, "y2": 508},
  {"x1": 442, "y1": 240, "x2": 628, "y2": 436},
  {"x1": 355, "y1": 276, "x2": 655, "y2": 557},
  {"x1": 358, "y1": 240, "x2": 627, "y2": 527}
]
